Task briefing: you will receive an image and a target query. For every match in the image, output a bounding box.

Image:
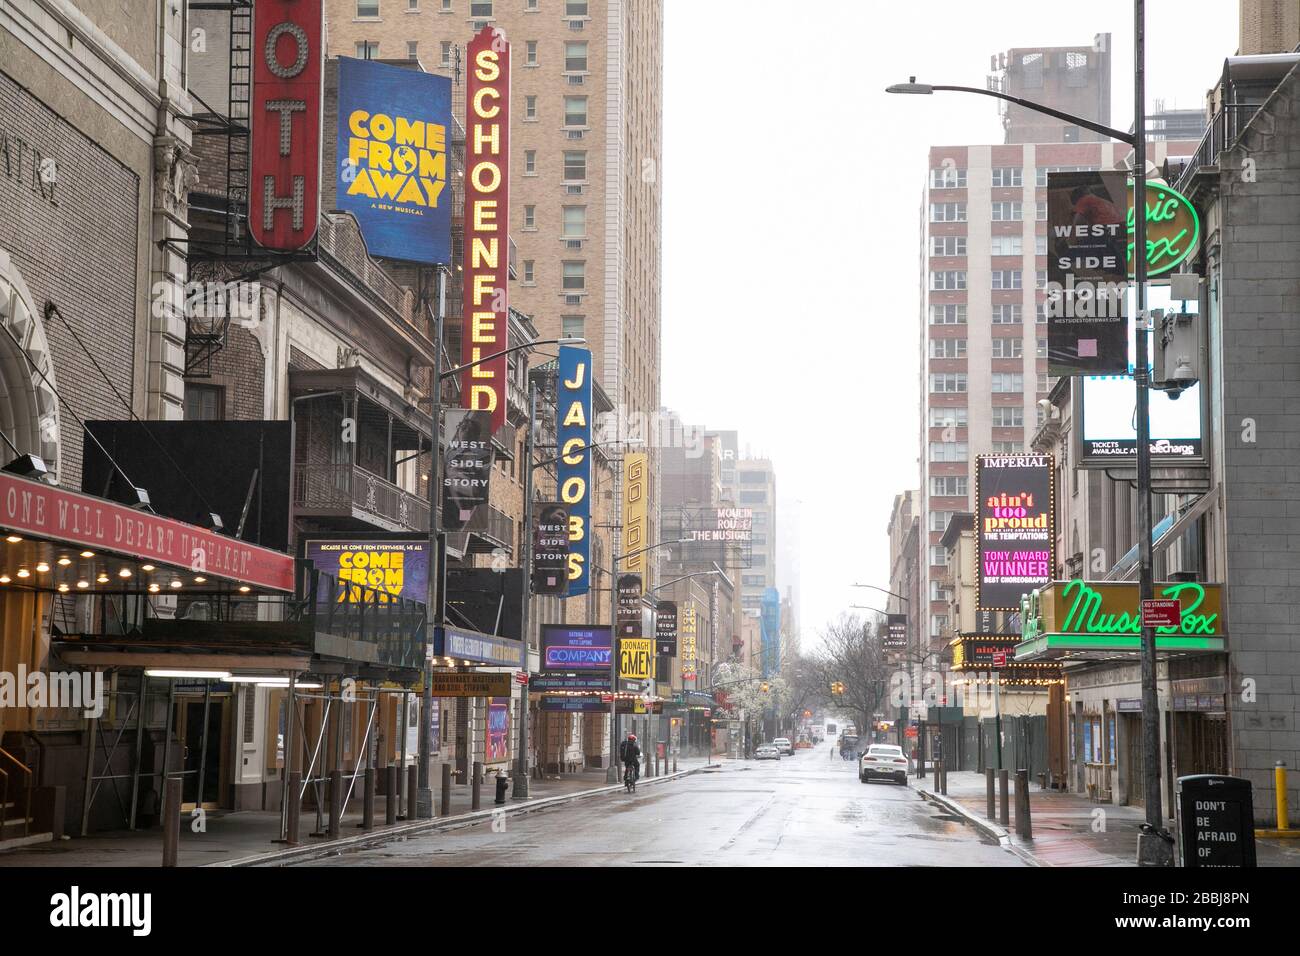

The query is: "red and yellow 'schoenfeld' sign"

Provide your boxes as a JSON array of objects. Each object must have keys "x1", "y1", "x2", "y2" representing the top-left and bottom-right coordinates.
[{"x1": 462, "y1": 26, "x2": 511, "y2": 434}]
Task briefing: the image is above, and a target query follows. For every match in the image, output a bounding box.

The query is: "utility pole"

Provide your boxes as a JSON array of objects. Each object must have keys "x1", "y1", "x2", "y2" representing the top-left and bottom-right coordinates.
[{"x1": 513, "y1": 378, "x2": 537, "y2": 799}]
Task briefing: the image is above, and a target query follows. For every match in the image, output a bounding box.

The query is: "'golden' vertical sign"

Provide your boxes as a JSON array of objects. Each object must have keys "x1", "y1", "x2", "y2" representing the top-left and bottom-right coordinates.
[{"x1": 622, "y1": 452, "x2": 647, "y2": 592}]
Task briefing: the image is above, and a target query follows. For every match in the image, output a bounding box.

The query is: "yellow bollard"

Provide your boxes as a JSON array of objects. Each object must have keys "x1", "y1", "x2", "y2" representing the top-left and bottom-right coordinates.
[{"x1": 1278, "y1": 762, "x2": 1290, "y2": 832}]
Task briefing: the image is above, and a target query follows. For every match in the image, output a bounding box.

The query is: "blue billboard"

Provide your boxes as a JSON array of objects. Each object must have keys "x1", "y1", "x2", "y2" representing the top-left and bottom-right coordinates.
[
  {"x1": 337, "y1": 57, "x2": 452, "y2": 264},
  {"x1": 557, "y1": 346, "x2": 592, "y2": 597},
  {"x1": 541, "y1": 625, "x2": 612, "y2": 672},
  {"x1": 761, "y1": 587, "x2": 781, "y2": 679}
]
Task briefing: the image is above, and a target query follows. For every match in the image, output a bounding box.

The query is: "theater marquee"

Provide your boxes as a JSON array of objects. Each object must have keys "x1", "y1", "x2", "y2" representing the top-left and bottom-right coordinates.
[{"x1": 976, "y1": 454, "x2": 1054, "y2": 612}]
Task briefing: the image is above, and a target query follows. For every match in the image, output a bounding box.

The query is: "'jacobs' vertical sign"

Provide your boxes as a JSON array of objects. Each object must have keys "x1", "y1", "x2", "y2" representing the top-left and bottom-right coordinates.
[
  {"x1": 557, "y1": 346, "x2": 592, "y2": 598},
  {"x1": 250, "y1": 0, "x2": 323, "y2": 251},
  {"x1": 622, "y1": 452, "x2": 648, "y2": 592},
  {"x1": 462, "y1": 26, "x2": 511, "y2": 434}
]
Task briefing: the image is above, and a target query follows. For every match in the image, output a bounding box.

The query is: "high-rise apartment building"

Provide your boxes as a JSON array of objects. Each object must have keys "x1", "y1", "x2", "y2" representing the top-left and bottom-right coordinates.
[
  {"x1": 734, "y1": 458, "x2": 776, "y2": 614},
  {"x1": 917, "y1": 39, "x2": 1200, "y2": 658},
  {"x1": 995, "y1": 35, "x2": 1111, "y2": 144},
  {"x1": 326, "y1": 0, "x2": 664, "y2": 560}
]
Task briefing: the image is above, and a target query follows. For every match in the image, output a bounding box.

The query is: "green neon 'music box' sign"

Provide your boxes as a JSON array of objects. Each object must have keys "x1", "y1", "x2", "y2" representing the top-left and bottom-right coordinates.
[
  {"x1": 1018, "y1": 579, "x2": 1224, "y2": 658},
  {"x1": 1127, "y1": 181, "x2": 1200, "y2": 278}
]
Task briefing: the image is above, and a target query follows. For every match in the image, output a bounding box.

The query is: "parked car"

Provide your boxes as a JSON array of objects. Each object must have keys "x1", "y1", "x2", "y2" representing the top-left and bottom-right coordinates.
[
  {"x1": 755, "y1": 744, "x2": 781, "y2": 760},
  {"x1": 859, "y1": 744, "x2": 909, "y2": 785},
  {"x1": 773, "y1": 737, "x2": 794, "y2": 755}
]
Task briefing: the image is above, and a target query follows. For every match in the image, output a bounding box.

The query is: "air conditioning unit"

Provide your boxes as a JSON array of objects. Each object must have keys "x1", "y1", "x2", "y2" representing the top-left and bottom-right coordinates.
[
  {"x1": 566, "y1": 130, "x2": 584, "y2": 140},
  {"x1": 566, "y1": 184, "x2": 582, "y2": 194},
  {"x1": 565, "y1": 295, "x2": 581, "y2": 305},
  {"x1": 567, "y1": 75, "x2": 584, "y2": 85},
  {"x1": 569, "y1": 20, "x2": 584, "y2": 30},
  {"x1": 565, "y1": 239, "x2": 582, "y2": 250}
]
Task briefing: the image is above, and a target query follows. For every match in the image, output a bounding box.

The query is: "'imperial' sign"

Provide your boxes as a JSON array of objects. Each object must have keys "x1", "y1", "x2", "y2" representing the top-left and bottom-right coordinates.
[
  {"x1": 250, "y1": 0, "x2": 323, "y2": 251},
  {"x1": 975, "y1": 455, "x2": 1054, "y2": 612},
  {"x1": 461, "y1": 26, "x2": 511, "y2": 434}
]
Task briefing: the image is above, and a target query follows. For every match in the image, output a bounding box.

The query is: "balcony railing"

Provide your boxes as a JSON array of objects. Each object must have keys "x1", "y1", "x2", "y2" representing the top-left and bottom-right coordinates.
[
  {"x1": 1177, "y1": 104, "x2": 1262, "y2": 192},
  {"x1": 293, "y1": 462, "x2": 430, "y2": 533},
  {"x1": 304, "y1": 566, "x2": 426, "y2": 671},
  {"x1": 462, "y1": 503, "x2": 513, "y2": 553}
]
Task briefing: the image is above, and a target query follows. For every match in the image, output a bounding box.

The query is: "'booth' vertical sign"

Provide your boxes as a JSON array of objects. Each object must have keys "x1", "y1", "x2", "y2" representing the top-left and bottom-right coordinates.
[
  {"x1": 250, "y1": 0, "x2": 323, "y2": 251},
  {"x1": 462, "y1": 26, "x2": 511, "y2": 434},
  {"x1": 557, "y1": 346, "x2": 592, "y2": 598}
]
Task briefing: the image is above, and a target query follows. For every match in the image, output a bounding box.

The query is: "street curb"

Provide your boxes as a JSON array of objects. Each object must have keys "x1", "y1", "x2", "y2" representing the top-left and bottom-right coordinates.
[
  {"x1": 210, "y1": 763, "x2": 717, "y2": 868},
  {"x1": 917, "y1": 788, "x2": 1044, "y2": 867}
]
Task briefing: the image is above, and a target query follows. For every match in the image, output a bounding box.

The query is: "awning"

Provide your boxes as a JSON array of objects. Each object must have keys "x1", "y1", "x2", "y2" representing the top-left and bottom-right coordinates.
[
  {"x1": 0, "y1": 471, "x2": 294, "y2": 595},
  {"x1": 432, "y1": 625, "x2": 523, "y2": 667}
]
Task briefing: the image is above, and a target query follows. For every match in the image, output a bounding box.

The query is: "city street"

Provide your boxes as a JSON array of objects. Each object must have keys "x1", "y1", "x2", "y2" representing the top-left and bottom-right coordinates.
[{"x1": 301, "y1": 750, "x2": 1022, "y2": 867}]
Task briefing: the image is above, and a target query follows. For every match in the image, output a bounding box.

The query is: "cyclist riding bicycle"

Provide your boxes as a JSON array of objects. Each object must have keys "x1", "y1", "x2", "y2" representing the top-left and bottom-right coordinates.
[{"x1": 619, "y1": 733, "x2": 642, "y2": 783}]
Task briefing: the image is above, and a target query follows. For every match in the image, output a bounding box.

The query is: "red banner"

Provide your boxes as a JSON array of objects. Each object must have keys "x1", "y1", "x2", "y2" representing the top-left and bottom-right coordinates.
[
  {"x1": 0, "y1": 473, "x2": 294, "y2": 592},
  {"x1": 462, "y1": 26, "x2": 511, "y2": 434},
  {"x1": 250, "y1": 0, "x2": 323, "y2": 251}
]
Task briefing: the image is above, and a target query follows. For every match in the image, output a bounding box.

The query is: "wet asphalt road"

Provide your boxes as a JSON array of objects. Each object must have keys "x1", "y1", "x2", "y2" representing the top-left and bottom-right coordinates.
[{"x1": 300, "y1": 749, "x2": 1025, "y2": 867}]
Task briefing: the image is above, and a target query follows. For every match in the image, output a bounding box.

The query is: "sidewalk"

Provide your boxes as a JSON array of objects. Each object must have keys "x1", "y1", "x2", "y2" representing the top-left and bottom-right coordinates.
[
  {"x1": 0, "y1": 757, "x2": 714, "y2": 868},
  {"x1": 918, "y1": 770, "x2": 1300, "y2": 867}
]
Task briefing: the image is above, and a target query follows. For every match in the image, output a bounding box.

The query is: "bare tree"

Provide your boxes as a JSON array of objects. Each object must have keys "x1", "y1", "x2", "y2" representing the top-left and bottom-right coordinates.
[{"x1": 809, "y1": 613, "x2": 894, "y2": 740}]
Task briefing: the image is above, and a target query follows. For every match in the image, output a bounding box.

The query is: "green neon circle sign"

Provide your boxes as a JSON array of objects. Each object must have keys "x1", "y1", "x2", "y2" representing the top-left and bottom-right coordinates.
[{"x1": 1127, "y1": 180, "x2": 1200, "y2": 277}]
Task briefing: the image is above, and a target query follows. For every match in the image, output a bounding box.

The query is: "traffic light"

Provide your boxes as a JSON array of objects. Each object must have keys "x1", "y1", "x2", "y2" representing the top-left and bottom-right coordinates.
[
  {"x1": 830, "y1": 681, "x2": 844, "y2": 696},
  {"x1": 760, "y1": 682, "x2": 770, "y2": 693}
]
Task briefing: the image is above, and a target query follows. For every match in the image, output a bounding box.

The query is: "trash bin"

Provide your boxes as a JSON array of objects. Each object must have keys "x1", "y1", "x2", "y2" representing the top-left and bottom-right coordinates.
[{"x1": 494, "y1": 774, "x2": 509, "y2": 805}]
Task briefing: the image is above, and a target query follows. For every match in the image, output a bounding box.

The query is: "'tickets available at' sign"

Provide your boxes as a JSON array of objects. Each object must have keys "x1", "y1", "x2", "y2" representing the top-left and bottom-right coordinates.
[
  {"x1": 250, "y1": 0, "x2": 322, "y2": 251},
  {"x1": 976, "y1": 454, "x2": 1054, "y2": 611},
  {"x1": 461, "y1": 26, "x2": 511, "y2": 434}
]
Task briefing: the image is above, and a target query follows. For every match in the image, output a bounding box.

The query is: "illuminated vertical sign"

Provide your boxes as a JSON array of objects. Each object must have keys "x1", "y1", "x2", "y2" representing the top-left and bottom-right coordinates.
[
  {"x1": 462, "y1": 26, "x2": 511, "y2": 434},
  {"x1": 557, "y1": 346, "x2": 592, "y2": 597},
  {"x1": 622, "y1": 451, "x2": 647, "y2": 590},
  {"x1": 681, "y1": 604, "x2": 697, "y2": 683},
  {"x1": 250, "y1": 0, "x2": 323, "y2": 251},
  {"x1": 975, "y1": 454, "x2": 1054, "y2": 611}
]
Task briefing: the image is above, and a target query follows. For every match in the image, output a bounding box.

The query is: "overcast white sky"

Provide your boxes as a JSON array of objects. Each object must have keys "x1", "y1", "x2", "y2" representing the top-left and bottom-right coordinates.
[{"x1": 660, "y1": 0, "x2": 1239, "y2": 648}]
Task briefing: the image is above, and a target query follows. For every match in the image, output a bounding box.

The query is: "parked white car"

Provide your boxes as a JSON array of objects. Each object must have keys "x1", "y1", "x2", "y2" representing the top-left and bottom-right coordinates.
[
  {"x1": 773, "y1": 737, "x2": 794, "y2": 755},
  {"x1": 859, "y1": 744, "x2": 909, "y2": 784},
  {"x1": 755, "y1": 744, "x2": 781, "y2": 760}
]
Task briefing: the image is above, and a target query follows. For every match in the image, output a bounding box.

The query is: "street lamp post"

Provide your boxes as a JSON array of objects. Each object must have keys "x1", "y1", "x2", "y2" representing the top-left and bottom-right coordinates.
[{"x1": 886, "y1": 0, "x2": 1171, "y2": 866}]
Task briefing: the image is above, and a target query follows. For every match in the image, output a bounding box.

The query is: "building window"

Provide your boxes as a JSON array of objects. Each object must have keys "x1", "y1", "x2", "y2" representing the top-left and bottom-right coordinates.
[
  {"x1": 409, "y1": 0, "x2": 420, "y2": 9},
  {"x1": 562, "y1": 205, "x2": 586, "y2": 237},
  {"x1": 522, "y1": 205, "x2": 536, "y2": 229},
  {"x1": 929, "y1": 510, "x2": 955, "y2": 532},
  {"x1": 990, "y1": 235, "x2": 1022, "y2": 256},
  {"x1": 929, "y1": 442, "x2": 968, "y2": 462},
  {"x1": 1021, "y1": 52, "x2": 1043, "y2": 88},
  {"x1": 991, "y1": 338, "x2": 1023, "y2": 359},
  {"x1": 565, "y1": 41, "x2": 588, "y2": 72},
  {"x1": 991, "y1": 270, "x2": 1022, "y2": 290},
  {"x1": 1036, "y1": 337, "x2": 1048, "y2": 358},
  {"x1": 992, "y1": 304, "x2": 1022, "y2": 324},
  {"x1": 1065, "y1": 51, "x2": 1089, "y2": 87},
  {"x1": 992, "y1": 406, "x2": 1024, "y2": 427},
  {"x1": 563, "y1": 151, "x2": 586, "y2": 181},
  {"x1": 470, "y1": 0, "x2": 492, "y2": 16},
  {"x1": 441, "y1": 0, "x2": 452, "y2": 9},
  {"x1": 355, "y1": 40, "x2": 379, "y2": 58},
  {"x1": 929, "y1": 338, "x2": 966, "y2": 359},
  {"x1": 525, "y1": 95, "x2": 537, "y2": 120},
  {"x1": 1036, "y1": 269, "x2": 1048, "y2": 290},
  {"x1": 562, "y1": 315, "x2": 585, "y2": 338},
  {"x1": 991, "y1": 166, "x2": 1022, "y2": 187},
  {"x1": 992, "y1": 373, "x2": 1025, "y2": 393},
  {"x1": 930, "y1": 304, "x2": 967, "y2": 325},
  {"x1": 526, "y1": 0, "x2": 537, "y2": 8},
  {"x1": 991, "y1": 201, "x2": 1022, "y2": 221},
  {"x1": 185, "y1": 384, "x2": 224, "y2": 420},
  {"x1": 991, "y1": 441, "x2": 1024, "y2": 454},
  {"x1": 929, "y1": 202, "x2": 967, "y2": 222},
  {"x1": 929, "y1": 547, "x2": 949, "y2": 568},
  {"x1": 931, "y1": 235, "x2": 966, "y2": 256},
  {"x1": 931, "y1": 581, "x2": 953, "y2": 602},
  {"x1": 566, "y1": 0, "x2": 589, "y2": 14},
  {"x1": 523, "y1": 260, "x2": 534, "y2": 283},
  {"x1": 1036, "y1": 200, "x2": 1048, "y2": 221},
  {"x1": 1035, "y1": 234, "x2": 1047, "y2": 255},
  {"x1": 1035, "y1": 301, "x2": 1048, "y2": 323},
  {"x1": 739, "y1": 490, "x2": 768, "y2": 504},
  {"x1": 563, "y1": 96, "x2": 587, "y2": 126},
  {"x1": 357, "y1": 0, "x2": 380, "y2": 17},
  {"x1": 1038, "y1": 373, "x2": 1054, "y2": 392},
  {"x1": 407, "y1": 40, "x2": 418, "y2": 59},
  {"x1": 930, "y1": 476, "x2": 968, "y2": 497},
  {"x1": 930, "y1": 270, "x2": 967, "y2": 291},
  {"x1": 524, "y1": 150, "x2": 537, "y2": 174},
  {"x1": 930, "y1": 167, "x2": 967, "y2": 188},
  {"x1": 562, "y1": 261, "x2": 585, "y2": 290},
  {"x1": 440, "y1": 40, "x2": 452, "y2": 66},
  {"x1": 929, "y1": 372, "x2": 967, "y2": 394},
  {"x1": 526, "y1": 40, "x2": 538, "y2": 65},
  {"x1": 929, "y1": 407, "x2": 968, "y2": 428}
]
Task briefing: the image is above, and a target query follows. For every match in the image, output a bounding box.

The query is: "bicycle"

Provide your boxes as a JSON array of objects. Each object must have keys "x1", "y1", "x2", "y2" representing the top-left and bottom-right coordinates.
[{"x1": 623, "y1": 762, "x2": 638, "y2": 793}]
